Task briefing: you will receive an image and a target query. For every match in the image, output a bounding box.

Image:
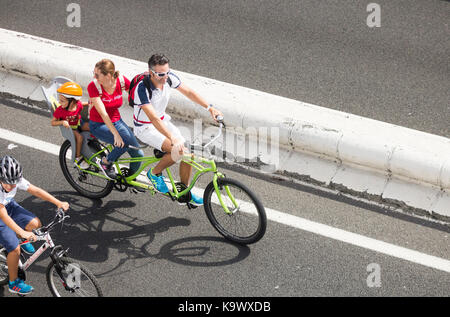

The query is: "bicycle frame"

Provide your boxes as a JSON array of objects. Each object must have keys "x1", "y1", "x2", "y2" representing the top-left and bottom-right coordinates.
[
  {"x1": 79, "y1": 145, "x2": 224, "y2": 198},
  {"x1": 11, "y1": 209, "x2": 72, "y2": 287},
  {"x1": 124, "y1": 154, "x2": 221, "y2": 195},
  {"x1": 18, "y1": 233, "x2": 56, "y2": 272},
  {"x1": 74, "y1": 118, "x2": 238, "y2": 213}
]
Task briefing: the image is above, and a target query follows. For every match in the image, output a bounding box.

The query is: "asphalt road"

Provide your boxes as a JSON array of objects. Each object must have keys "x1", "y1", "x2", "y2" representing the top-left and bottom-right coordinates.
[
  {"x1": 0, "y1": 101, "x2": 449, "y2": 298},
  {"x1": 0, "y1": 0, "x2": 449, "y2": 137}
]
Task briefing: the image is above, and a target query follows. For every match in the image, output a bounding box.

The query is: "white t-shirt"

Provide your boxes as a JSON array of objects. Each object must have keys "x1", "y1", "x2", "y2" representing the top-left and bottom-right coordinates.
[
  {"x1": 0, "y1": 178, "x2": 30, "y2": 206},
  {"x1": 133, "y1": 72, "x2": 181, "y2": 125}
]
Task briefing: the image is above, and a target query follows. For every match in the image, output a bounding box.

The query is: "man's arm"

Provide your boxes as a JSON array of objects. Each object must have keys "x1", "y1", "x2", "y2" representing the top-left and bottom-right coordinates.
[
  {"x1": 176, "y1": 83, "x2": 223, "y2": 120},
  {"x1": 27, "y1": 184, "x2": 69, "y2": 211},
  {"x1": 176, "y1": 83, "x2": 209, "y2": 108}
]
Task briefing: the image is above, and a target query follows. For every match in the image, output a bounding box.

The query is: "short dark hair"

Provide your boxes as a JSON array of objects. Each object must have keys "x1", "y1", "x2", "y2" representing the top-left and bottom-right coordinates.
[{"x1": 148, "y1": 54, "x2": 170, "y2": 69}]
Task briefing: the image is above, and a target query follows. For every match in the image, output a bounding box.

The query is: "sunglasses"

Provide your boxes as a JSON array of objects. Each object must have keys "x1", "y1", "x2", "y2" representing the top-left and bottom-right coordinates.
[{"x1": 151, "y1": 69, "x2": 170, "y2": 78}]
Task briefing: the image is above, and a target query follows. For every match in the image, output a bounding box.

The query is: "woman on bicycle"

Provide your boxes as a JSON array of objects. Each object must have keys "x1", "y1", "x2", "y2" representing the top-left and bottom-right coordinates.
[
  {"x1": 88, "y1": 59, "x2": 144, "y2": 179},
  {"x1": 0, "y1": 156, "x2": 69, "y2": 295}
]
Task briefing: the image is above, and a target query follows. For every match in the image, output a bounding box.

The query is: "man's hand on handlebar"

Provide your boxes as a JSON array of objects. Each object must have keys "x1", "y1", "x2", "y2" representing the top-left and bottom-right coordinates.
[{"x1": 209, "y1": 107, "x2": 223, "y2": 122}]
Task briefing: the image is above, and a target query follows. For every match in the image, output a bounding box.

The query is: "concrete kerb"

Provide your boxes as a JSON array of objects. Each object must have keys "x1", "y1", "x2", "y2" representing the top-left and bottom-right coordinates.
[{"x1": 1, "y1": 28, "x2": 449, "y2": 222}]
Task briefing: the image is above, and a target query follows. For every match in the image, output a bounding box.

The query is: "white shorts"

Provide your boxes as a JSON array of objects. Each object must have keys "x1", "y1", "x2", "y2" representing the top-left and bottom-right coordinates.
[{"x1": 134, "y1": 117, "x2": 185, "y2": 151}]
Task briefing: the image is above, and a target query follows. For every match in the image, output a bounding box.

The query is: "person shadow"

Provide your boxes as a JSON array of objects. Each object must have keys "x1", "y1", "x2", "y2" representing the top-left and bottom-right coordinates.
[{"x1": 8, "y1": 191, "x2": 251, "y2": 281}]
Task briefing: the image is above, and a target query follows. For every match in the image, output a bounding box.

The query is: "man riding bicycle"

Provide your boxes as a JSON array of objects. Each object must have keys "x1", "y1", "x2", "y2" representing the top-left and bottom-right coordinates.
[{"x1": 132, "y1": 54, "x2": 222, "y2": 206}]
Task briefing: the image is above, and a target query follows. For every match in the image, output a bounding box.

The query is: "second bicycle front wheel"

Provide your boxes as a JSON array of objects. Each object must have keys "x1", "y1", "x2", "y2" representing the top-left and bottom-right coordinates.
[
  {"x1": 203, "y1": 177, "x2": 267, "y2": 245},
  {"x1": 46, "y1": 257, "x2": 103, "y2": 297},
  {"x1": 59, "y1": 140, "x2": 114, "y2": 199}
]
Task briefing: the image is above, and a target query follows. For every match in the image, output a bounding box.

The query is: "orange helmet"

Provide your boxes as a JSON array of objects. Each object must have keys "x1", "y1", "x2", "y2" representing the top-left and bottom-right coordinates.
[{"x1": 57, "y1": 82, "x2": 83, "y2": 100}]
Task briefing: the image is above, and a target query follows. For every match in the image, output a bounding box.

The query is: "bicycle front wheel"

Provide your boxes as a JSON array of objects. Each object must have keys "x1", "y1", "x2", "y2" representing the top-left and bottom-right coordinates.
[
  {"x1": 203, "y1": 178, "x2": 267, "y2": 245},
  {"x1": 59, "y1": 140, "x2": 114, "y2": 199},
  {"x1": 46, "y1": 257, "x2": 103, "y2": 297}
]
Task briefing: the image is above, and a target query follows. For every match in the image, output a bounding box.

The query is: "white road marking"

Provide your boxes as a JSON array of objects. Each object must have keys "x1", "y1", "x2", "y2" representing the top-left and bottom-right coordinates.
[
  {"x1": 1, "y1": 127, "x2": 449, "y2": 273},
  {"x1": 266, "y1": 208, "x2": 450, "y2": 273},
  {"x1": 0, "y1": 128, "x2": 60, "y2": 156}
]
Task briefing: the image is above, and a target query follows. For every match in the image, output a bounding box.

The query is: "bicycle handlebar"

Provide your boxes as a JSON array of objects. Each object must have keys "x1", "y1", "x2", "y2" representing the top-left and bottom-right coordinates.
[
  {"x1": 33, "y1": 208, "x2": 70, "y2": 236},
  {"x1": 189, "y1": 115, "x2": 225, "y2": 152}
]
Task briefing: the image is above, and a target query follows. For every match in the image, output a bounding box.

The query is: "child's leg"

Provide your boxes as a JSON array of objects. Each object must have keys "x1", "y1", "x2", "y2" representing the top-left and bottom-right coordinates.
[
  {"x1": 2, "y1": 201, "x2": 37, "y2": 285},
  {"x1": 73, "y1": 129, "x2": 84, "y2": 158},
  {"x1": 24, "y1": 217, "x2": 42, "y2": 231},
  {"x1": 6, "y1": 246, "x2": 20, "y2": 281},
  {"x1": 80, "y1": 121, "x2": 90, "y2": 131},
  {"x1": 0, "y1": 221, "x2": 21, "y2": 281},
  {"x1": 6, "y1": 200, "x2": 40, "y2": 254}
]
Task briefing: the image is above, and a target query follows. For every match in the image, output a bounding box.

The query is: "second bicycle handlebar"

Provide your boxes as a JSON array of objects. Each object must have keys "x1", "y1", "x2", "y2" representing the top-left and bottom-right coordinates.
[{"x1": 33, "y1": 208, "x2": 70, "y2": 236}]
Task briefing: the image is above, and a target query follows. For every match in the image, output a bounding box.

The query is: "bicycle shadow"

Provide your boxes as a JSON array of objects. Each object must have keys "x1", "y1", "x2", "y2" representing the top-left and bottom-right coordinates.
[
  {"x1": 19, "y1": 191, "x2": 189, "y2": 260},
  {"x1": 153, "y1": 236, "x2": 251, "y2": 267},
  {"x1": 17, "y1": 191, "x2": 251, "y2": 278}
]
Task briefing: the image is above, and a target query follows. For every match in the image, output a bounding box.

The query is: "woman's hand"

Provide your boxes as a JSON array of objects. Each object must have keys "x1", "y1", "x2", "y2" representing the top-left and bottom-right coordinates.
[{"x1": 113, "y1": 131, "x2": 125, "y2": 148}]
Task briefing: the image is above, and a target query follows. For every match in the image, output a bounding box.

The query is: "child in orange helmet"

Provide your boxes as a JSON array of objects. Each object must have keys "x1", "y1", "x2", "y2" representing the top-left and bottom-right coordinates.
[{"x1": 51, "y1": 82, "x2": 90, "y2": 169}]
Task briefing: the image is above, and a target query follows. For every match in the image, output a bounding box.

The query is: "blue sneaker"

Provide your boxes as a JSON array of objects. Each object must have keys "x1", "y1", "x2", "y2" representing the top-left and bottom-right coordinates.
[
  {"x1": 9, "y1": 278, "x2": 34, "y2": 295},
  {"x1": 147, "y1": 169, "x2": 169, "y2": 193},
  {"x1": 20, "y1": 241, "x2": 35, "y2": 255},
  {"x1": 189, "y1": 192, "x2": 204, "y2": 206}
]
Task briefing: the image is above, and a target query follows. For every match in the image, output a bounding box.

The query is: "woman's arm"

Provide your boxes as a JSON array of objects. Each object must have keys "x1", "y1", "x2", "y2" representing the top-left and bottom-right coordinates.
[{"x1": 90, "y1": 97, "x2": 124, "y2": 147}]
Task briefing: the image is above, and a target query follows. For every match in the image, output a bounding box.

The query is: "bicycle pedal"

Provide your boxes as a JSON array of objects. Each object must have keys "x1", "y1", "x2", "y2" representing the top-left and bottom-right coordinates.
[
  {"x1": 186, "y1": 202, "x2": 199, "y2": 210},
  {"x1": 168, "y1": 192, "x2": 177, "y2": 201},
  {"x1": 130, "y1": 187, "x2": 146, "y2": 194}
]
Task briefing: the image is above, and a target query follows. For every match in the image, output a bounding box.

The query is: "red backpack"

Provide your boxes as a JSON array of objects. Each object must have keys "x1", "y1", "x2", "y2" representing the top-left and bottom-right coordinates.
[{"x1": 128, "y1": 72, "x2": 172, "y2": 107}]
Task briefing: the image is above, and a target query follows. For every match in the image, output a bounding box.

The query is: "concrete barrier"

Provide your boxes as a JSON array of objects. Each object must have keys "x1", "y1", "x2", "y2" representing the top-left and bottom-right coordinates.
[{"x1": 1, "y1": 28, "x2": 449, "y2": 221}]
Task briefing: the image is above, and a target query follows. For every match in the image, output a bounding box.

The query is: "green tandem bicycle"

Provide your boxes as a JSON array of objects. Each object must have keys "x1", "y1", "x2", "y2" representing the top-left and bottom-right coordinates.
[{"x1": 42, "y1": 77, "x2": 267, "y2": 245}]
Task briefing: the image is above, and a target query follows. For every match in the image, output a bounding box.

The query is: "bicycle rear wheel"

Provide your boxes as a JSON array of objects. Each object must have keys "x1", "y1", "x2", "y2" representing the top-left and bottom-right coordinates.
[
  {"x1": 203, "y1": 178, "x2": 267, "y2": 245},
  {"x1": 59, "y1": 140, "x2": 114, "y2": 199},
  {"x1": 46, "y1": 257, "x2": 103, "y2": 297}
]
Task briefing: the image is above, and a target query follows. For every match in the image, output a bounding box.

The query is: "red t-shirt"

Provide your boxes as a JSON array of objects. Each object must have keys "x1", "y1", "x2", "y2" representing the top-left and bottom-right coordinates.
[
  {"x1": 87, "y1": 76, "x2": 130, "y2": 123},
  {"x1": 53, "y1": 100, "x2": 83, "y2": 129}
]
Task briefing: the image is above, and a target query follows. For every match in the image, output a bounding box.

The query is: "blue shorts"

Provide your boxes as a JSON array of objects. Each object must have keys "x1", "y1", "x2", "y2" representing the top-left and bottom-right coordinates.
[{"x1": 0, "y1": 200, "x2": 37, "y2": 252}]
